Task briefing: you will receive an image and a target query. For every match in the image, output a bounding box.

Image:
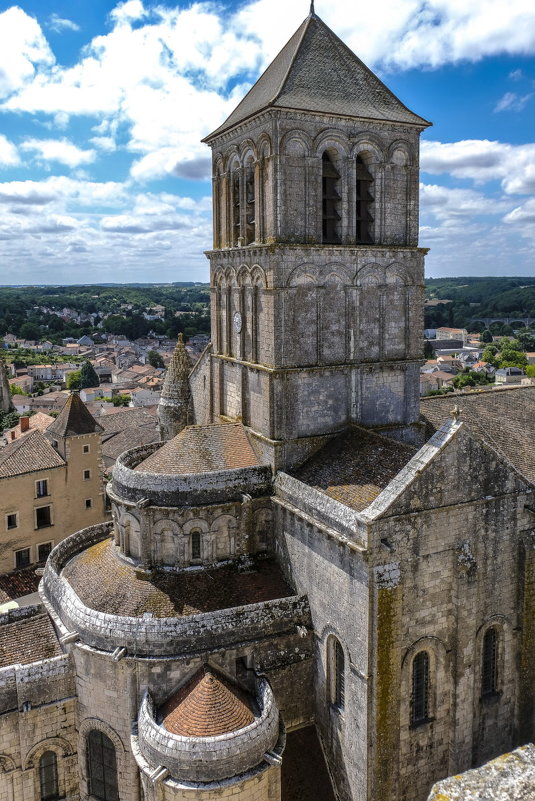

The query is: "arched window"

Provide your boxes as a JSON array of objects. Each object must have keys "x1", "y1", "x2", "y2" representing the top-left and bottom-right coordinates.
[
  {"x1": 245, "y1": 160, "x2": 255, "y2": 244},
  {"x1": 232, "y1": 168, "x2": 241, "y2": 246},
  {"x1": 328, "y1": 636, "x2": 345, "y2": 710},
  {"x1": 411, "y1": 651, "x2": 429, "y2": 724},
  {"x1": 87, "y1": 730, "x2": 119, "y2": 801},
  {"x1": 355, "y1": 155, "x2": 374, "y2": 244},
  {"x1": 482, "y1": 627, "x2": 498, "y2": 696},
  {"x1": 322, "y1": 152, "x2": 341, "y2": 244},
  {"x1": 39, "y1": 751, "x2": 58, "y2": 801},
  {"x1": 191, "y1": 530, "x2": 201, "y2": 561}
]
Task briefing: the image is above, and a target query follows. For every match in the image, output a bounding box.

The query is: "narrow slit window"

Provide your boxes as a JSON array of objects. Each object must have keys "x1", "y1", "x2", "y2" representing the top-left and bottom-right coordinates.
[
  {"x1": 191, "y1": 530, "x2": 201, "y2": 560},
  {"x1": 482, "y1": 628, "x2": 498, "y2": 696},
  {"x1": 355, "y1": 156, "x2": 374, "y2": 244},
  {"x1": 322, "y1": 152, "x2": 341, "y2": 244},
  {"x1": 334, "y1": 639, "x2": 345, "y2": 709},
  {"x1": 411, "y1": 651, "x2": 429, "y2": 724}
]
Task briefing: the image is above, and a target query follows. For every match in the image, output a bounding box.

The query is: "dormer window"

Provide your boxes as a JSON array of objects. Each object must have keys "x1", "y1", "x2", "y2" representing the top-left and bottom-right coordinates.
[
  {"x1": 322, "y1": 152, "x2": 341, "y2": 244},
  {"x1": 356, "y1": 156, "x2": 374, "y2": 243}
]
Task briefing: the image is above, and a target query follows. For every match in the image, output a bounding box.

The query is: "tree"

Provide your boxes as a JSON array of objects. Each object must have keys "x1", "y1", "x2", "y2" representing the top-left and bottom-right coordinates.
[
  {"x1": 480, "y1": 329, "x2": 493, "y2": 343},
  {"x1": 19, "y1": 321, "x2": 41, "y2": 340},
  {"x1": 66, "y1": 370, "x2": 81, "y2": 390},
  {"x1": 112, "y1": 394, "x2": 131, "y2": 407},
  {"x1": 147, "y1": 349, "x2": 164, "y2": 369},
  {"x1": 79, "y1": 360, "x2": 100, "y2": 388}
]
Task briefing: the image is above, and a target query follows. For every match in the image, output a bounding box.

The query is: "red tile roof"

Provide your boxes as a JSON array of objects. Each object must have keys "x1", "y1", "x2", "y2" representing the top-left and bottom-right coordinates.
[
  {"x1": 0, "y1": 430, "x2": 65, "y2": 479},
  {"x1": 162, "y1": 666, "x2": 255, "y2": 737},
  {"x1": 0, "y1": 609, "x2": 61, "y2": 668}
]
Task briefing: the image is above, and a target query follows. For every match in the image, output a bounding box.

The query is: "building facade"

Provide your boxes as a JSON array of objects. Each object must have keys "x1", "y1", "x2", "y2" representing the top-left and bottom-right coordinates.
[{"x1": 0, "y1": 10, "x2": 534, "y2": 801}]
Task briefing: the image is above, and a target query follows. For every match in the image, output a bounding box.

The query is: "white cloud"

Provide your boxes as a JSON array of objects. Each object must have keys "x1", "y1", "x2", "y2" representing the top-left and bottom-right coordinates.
[
  {"x1": 109, "y1": 0, "x2": 147, "y2": 26},
  {"x1": 48, "y1": 14, "x2": 80, "y2": 33},
  {"x1": 504, "y1": 198, "x2": 535, "y2": 224},
  {"x1": 494, "y1": 91, "x2": 533, "y2": 112},
  {"x1": 21, "y1": 138, "x2": 96, "y2": 168},
  {"x1": 421, "y1": 139, "x2": 535, "y2": 194},
  {"x1": 420, "y1": 183, "x2": 512, "y2": 222},
  {"x1": 0, "y1": 7, "x2": 55, "y2": 99},
  {"x1": 89, "y1": 136, "x2": 117, "y2": 152},
  {"x1": 0, "y1": 135, "x2": 20, "y2": 168}
]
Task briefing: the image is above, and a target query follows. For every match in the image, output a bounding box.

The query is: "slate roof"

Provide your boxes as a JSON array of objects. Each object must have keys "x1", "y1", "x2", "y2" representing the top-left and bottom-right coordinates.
[
  {"x1": 161, "y1": 666, "x2": 255, "y2": 737},
  {"x1": 0, "y1": 430, "x2": 65, "y2": 479},
  {"x1": 420, "y1": 385, "x2": 535, "y2": 486},
  {"x1": 135, "y1": 423, "x2": 259, "y2": 474},
  {"x1": 206, "y1": 12, "x2": 430, "y2": 140},
  {"x1": 293, "y1": 426, "x2": 416, "y2": 512},
  {"x1": 62, "y1": 537, "x2": 294, "y2": 618},
  {"x1": 46, "y1": 392, "x2": 103, "y2": 437},
  {"x1": 0, "y1": 609, "x2": 61, "y2": 668}
]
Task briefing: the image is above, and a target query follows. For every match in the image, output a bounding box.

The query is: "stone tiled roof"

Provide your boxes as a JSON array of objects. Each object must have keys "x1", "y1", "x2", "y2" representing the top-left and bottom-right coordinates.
[
  {"x1": 101, "y1": 424, "x2": 158, "y2": 467},
  {"x1": 99, "y1": 406, "x2": 157, "y2": 436},
  {"x1": 420, "y1": 385, "x2": 535, "y2": 485},
  {"x1": 161, "y1": 666, "x2": 255, "y2": 737},
  {"x1": 62, "y1": 538, "x2": 293, "y2": 618},
  {"x1": 160, "y1": 334, "x2": 190, "y2": 401},
  {"x1": 0, "y1": 430, "x2": 65, "y2": 479},
  {"x1": 0, "y1": 609, "x2": 61, "y2": 668},
  {"x1": 293, "y1": 426, "x2": 416, "y2": 512},
  {"x1": 206, "y1": 12, "x2": 430, "y2": 140},
  {"x1": 135, "y1": 423, "x2": 259, "y2": 474},
  {"x1": 46, "y1": 392, "x2": 103, "y2": 437}
]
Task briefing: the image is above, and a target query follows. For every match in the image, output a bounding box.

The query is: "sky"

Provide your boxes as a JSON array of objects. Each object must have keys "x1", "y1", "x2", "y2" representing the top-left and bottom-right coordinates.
[{"x1": 0, "y1": 0, "x2": 535, "y2": 285}]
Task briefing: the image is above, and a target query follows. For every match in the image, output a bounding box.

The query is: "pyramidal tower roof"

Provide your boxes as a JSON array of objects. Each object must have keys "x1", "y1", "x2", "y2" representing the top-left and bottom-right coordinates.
[
  {"x1": 205, "y1": 9, "x2": 430, "y2": 141},
  {"x1": 46, "y1": 392, "x2": 103, "y2": 438},
  {"x1": 161, "y1": 334, "x2": 190, "y2": 401}
]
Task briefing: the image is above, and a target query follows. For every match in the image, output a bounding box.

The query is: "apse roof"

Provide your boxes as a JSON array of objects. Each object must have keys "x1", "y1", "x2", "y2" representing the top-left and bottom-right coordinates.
[
  {"x1": 205, "y1": 11, "x2": 430, "y2": 140},
  {"x1": 135, "y1": 423, "x2": 259, "y2": 474},
  {"x1": 161, "y1": 666, "x2": 255, "y2": 737}
]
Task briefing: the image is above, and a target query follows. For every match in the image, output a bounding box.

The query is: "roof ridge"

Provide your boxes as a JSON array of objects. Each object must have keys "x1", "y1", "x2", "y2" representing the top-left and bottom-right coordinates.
[{"x1": 268, "y1": 12, "x2": 313, "y2": 109}]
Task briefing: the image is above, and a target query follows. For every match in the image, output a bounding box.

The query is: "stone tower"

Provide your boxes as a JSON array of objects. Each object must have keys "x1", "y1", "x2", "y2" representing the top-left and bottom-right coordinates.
[
  {"x1": 158, "y1": 334, "x2": 191, "y2": 441},
  {"x1": 200, "y1": 8, "x2": 431, "y2": 470},
  {"x1": 0, "y1": 356, "x2": 14, "y2": 414}
]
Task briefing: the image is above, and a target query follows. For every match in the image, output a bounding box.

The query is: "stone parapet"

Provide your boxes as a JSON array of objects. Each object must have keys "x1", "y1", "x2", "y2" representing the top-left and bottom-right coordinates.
[
  {"x1": 40, "y1": 523, "x2": 311, "y2": 657},
  {"x1": 137, "y1": 679, "x2": 280, "y2": 782},
  {"x1": 112, "y1": 443, "x2": 272, "y2": 506}
]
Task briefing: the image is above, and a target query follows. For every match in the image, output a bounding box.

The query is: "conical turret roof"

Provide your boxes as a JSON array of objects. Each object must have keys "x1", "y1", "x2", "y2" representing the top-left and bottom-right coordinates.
[
  {"x1": 205, "y1": 11, "x2": 430, "y2": 140},
  {"x1": 161, "y1": 334, "x2": 190, "y2": 401},
  {"x1": 46, "y1": 392, "x2": 102, "y2": 438},
  {"x1": 161, "y1": 666, "x2": 255, "y2": 737}
]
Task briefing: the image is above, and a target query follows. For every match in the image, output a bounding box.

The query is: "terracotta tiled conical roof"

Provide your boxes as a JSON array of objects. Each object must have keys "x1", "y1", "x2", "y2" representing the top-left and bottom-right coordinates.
[
  {"x1": 161, "y1": 666, "x2": 255, "y2": 737},
  {"x1": 205, "y1": 11, "x2": 430, "y2": 140},
  {"x1": 46, "y1": 392, "x2": 103, "y2": 438}
]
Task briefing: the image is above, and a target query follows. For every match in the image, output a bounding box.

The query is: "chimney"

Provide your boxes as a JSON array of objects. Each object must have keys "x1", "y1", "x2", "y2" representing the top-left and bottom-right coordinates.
[
  {"x1": 20, "y1": 416, "x2": 30, "y2": 433},
  {"x1": 11, "y1": 431, "x2": 15, "y2": 440}
]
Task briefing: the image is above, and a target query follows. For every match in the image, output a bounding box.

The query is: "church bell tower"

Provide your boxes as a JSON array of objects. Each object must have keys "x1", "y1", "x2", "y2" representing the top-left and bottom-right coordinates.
[{"x1": 201, "y1": 8, "x2": 431, "y2": 471}]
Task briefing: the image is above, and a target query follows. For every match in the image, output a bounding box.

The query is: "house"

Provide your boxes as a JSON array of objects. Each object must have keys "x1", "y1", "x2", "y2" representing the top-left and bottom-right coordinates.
[
  {"x1": 435, "y1": 326, "x2": 468, "y2": 344},
  {"x1": 495, "y1": 366, "x2": 525, "y2": 384}
]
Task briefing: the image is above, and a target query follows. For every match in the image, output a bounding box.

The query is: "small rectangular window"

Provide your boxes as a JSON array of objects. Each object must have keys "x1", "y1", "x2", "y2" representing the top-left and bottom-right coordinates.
[
  {"x1": 36, "y1": 506, "x2": 52, "y2": 529},
  {"x1": 6, "y1": 513, "x2": 18, "y2": 530},
  {"x1": 83, "y1": 469, "x2": 91, "y2": 480},
  {"x1": 83, "y1": 444, "x2": 90, "y2": 454},
  {"x1": 85, "y1": 498, "x2": 93, "y2": 509},
  {"x1": 52, "y1": 439, "x2": 58, "y2": 448},
  {"x1": 15, "y1": 548, "x2": 31, "y2": 569},
  {"x1": 35, "y1": 479, "x2": 48, "y2": 498},
  {"x1": 38, "y1": 542, "x2": 53, "y2": 562}
]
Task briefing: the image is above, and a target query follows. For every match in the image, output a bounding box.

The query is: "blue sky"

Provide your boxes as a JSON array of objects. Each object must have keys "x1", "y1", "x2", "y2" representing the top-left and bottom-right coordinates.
[{"x1": 0, "y1": 0, "x2": 534, "y2": 284}]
